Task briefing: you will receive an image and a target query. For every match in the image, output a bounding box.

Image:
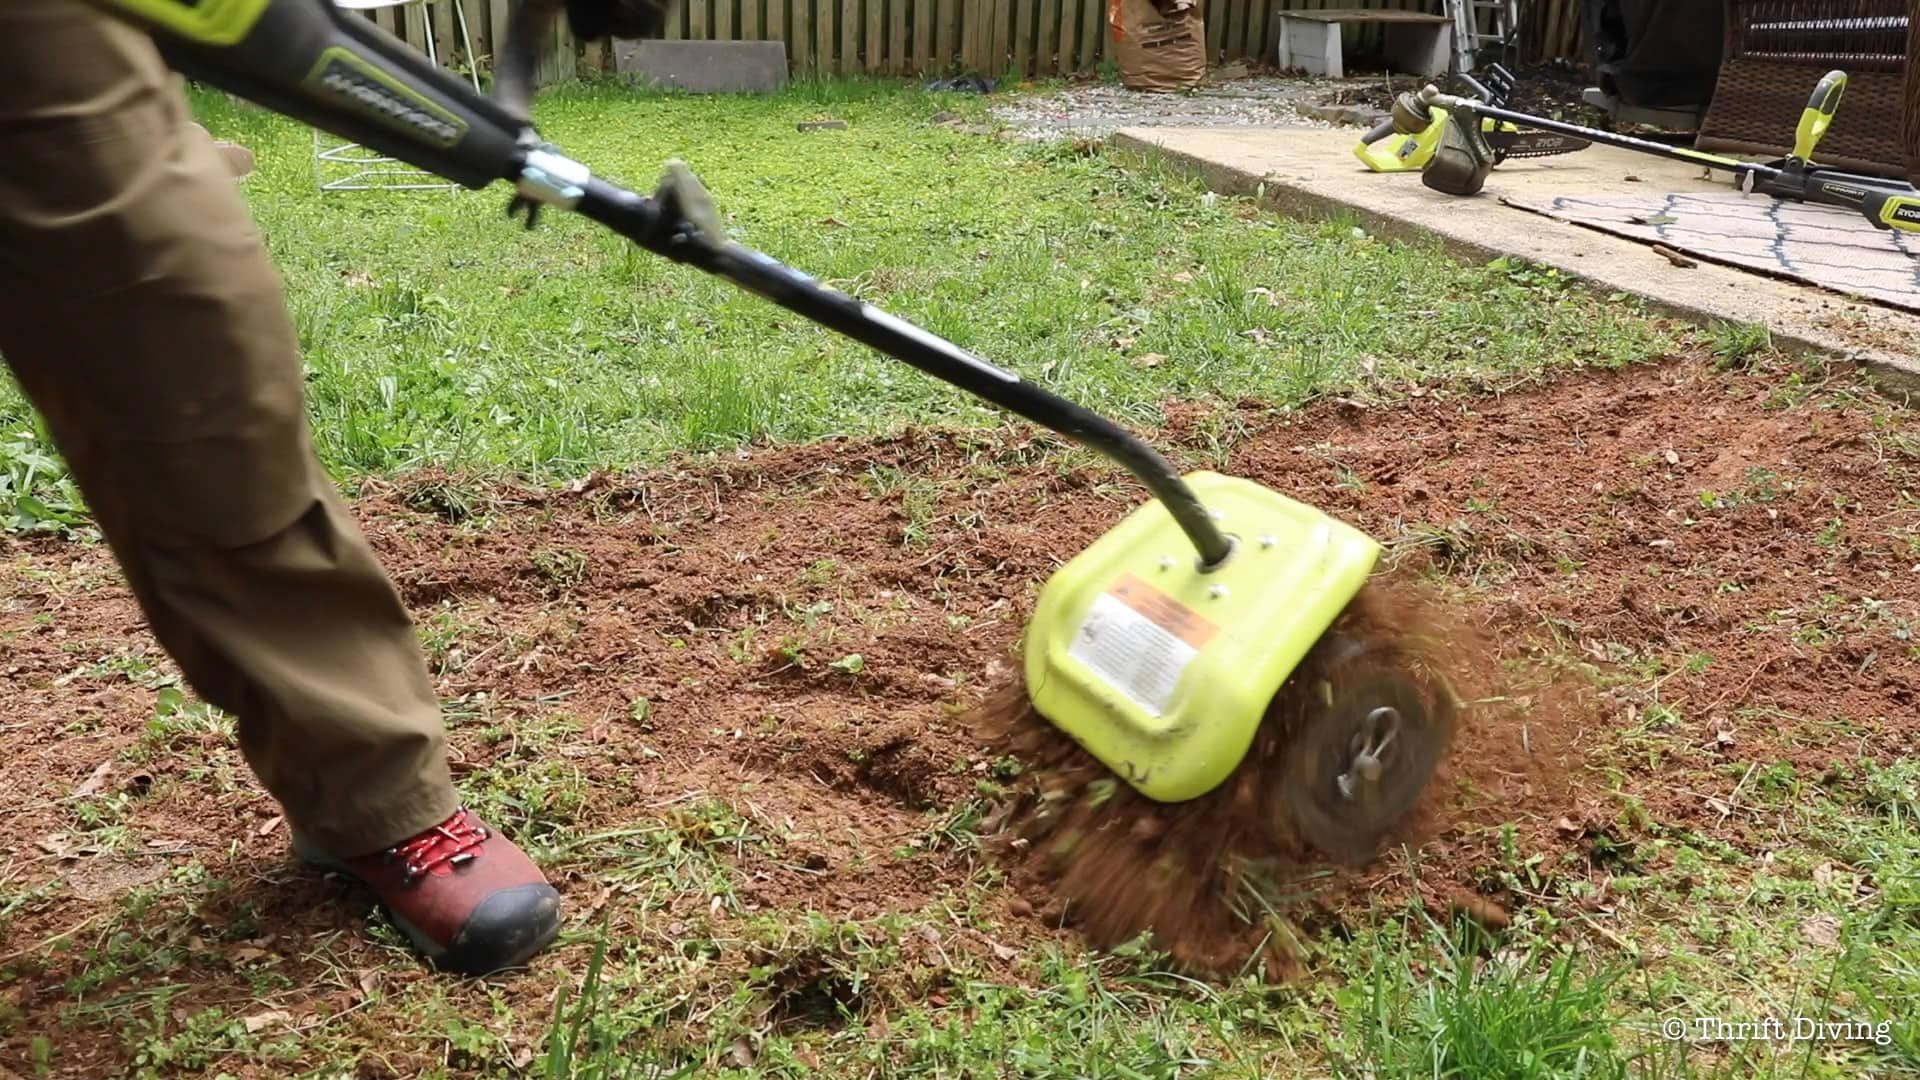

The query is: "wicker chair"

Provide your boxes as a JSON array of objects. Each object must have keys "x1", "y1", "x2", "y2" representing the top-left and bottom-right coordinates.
[
  {"x1": 1696, "y1": 0, "x2": 1910, "y2": 178},
  {"x1": 1908, "y1": 0, "x2": 1920, "y2": 177}
]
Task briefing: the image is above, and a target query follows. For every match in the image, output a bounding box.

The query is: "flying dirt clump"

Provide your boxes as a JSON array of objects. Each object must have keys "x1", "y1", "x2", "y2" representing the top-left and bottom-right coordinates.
[{"x1": 969, "y1": 574, "x2": 1489, "y2": 979}]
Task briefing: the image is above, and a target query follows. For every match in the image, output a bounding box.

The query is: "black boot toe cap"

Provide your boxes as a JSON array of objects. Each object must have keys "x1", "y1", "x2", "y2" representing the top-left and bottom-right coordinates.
[{"x1": 442, "y1": 884, "x2": 562, "y2": 976}]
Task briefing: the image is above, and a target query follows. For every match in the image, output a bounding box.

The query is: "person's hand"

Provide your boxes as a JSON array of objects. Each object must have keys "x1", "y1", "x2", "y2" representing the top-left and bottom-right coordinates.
[{"x1": 563, "y1": 0, "x2": 673, "y2": 39}]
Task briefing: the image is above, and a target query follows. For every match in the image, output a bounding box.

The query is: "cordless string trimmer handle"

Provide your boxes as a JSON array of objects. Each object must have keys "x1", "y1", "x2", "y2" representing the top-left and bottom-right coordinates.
[
  {"x1": 78, "y1": 0, "x2": 1239, "y2": 568},
  {"x1": 1792, "y1": 69, "x2": 1847, "y2": 164},
  {"x1": 85, "y1": 0, "x2": 536, "y2": 188}
]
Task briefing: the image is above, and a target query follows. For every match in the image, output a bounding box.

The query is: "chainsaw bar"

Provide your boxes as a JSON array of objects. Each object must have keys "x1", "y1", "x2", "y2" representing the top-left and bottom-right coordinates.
[
  {"x1": 1463, "y1": 64, "x2": 1590, "y2": 162},
  {"x1": 1487, "y1": 129, "x2": 1592, "y2": 160}
]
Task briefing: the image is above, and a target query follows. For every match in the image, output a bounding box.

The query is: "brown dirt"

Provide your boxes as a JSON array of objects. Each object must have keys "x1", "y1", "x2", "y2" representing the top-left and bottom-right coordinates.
[{"x1": 5, "y1": 348, "x2": 1918, "y2": 1074}]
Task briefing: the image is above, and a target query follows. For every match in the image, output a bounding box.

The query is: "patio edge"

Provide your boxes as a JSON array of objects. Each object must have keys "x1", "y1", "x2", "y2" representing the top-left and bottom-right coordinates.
[{"x1": 1110, "y1": 128, "x2": 1920, "y2": 398}]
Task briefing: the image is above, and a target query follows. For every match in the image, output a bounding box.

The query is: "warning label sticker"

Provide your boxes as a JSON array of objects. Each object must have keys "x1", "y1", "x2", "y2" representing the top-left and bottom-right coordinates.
[
  {"x1": 1109, "y1": 574, "x2": 1219, "y2": 648},
  {"x1": 1067, "y1": 574, "x2": 1219, "y2": 716}
]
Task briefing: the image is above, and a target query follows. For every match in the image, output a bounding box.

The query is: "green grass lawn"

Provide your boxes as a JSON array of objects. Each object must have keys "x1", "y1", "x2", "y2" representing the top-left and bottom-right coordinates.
[
  {"x1": 8, "y1": 77, "x2": 1917, "y2": 1080},
  {"x1": 2, "y1": 77, "x2": 1675, "y2": 519}
]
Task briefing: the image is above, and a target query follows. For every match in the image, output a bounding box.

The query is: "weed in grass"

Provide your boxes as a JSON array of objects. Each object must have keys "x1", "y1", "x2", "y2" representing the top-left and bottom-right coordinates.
[
  {"x1": 532, "y1": 545, "x2": 591, "y2": 590},
  {"x1": 0, "y1": 426, "x2": 90, "y2": 536},
  {"x1": 863, "y1": 464, "x2": 942, "y2": 546},
  {"x1": 140, "y1": 687, "x2": 234, "y2": 755},
  {"x1": 416, "y1": 609, "x2": 478, "y2": 674},
  {"x1": 1709, "y1": 319, "x2": 1773, "y2": 369},
  {"x1": 920, "y1": 797, "x2": 989, "y2": 852},
  {"x1": 541, "y1": 931, "x2": 696, "y2": 1079},
  {"x1": 796, "y1": 558, "x2": 839, "y2": 587},
  {"x1": 0, "y1": 873, "x2": 64, "y2": 942},
  {"x1": 124, "y1": 1004, "x2": 291, "y2": 1080},
  {"x1": 1334, "y1": 912, "x2": 1633, "y2": 1080},
  {"x1": 401, "y1": 476, "x2": 486, "y2": 523},
  {"x1": 465, "y1": 757, "x2": 590, "y2": 856}
]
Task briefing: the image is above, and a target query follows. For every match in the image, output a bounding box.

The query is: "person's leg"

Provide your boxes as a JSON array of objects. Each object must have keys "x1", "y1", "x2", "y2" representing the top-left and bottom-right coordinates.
[{"x1": 0, "y1": 0, "x2": 558, "y2": 974}]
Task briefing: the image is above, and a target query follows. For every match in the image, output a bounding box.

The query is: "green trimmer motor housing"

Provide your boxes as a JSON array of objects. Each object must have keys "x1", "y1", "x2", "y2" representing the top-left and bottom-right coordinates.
[
  {"x1": 1026, "y1": 471, "x2": 1378, "y2": 802},
  {"x1": 1023, "y1": 472, "x2": 1455, "y2": 861}
]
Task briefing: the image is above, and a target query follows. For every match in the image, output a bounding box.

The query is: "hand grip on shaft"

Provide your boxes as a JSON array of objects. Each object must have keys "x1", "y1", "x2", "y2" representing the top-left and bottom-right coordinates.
[{"x1": 1793, "y1": 69, "x2": 1847, "y2": 162}]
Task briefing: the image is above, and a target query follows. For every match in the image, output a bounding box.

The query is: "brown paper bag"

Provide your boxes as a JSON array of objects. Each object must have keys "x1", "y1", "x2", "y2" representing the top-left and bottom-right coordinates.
[{"x1": 1108, "y1": 0, "x2": 1207, "y2": 93}]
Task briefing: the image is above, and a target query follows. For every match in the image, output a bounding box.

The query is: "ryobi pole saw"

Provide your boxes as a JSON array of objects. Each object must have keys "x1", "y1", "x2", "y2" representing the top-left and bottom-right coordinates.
[
  {"x1": 1398, "y1": 67, "x2": 1920, "y2": 233},
  {"x1": 1354, "y1": 64, "x2": 1590, "y2": 173}
]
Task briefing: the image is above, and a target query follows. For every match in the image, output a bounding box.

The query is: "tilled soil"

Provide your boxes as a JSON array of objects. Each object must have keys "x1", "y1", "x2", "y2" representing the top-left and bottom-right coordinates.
[
  {"x1": 5, "y1": 349, "x2": 1917, "y2": 1074},
  {"x1": 975, "y1": 577, "x2": 1485, "y2": 978}
]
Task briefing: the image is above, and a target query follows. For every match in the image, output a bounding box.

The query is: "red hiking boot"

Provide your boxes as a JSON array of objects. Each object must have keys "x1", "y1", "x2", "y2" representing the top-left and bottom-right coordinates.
[{"x1": 295, "y1": 808, "x2": 561, "y2": 976}]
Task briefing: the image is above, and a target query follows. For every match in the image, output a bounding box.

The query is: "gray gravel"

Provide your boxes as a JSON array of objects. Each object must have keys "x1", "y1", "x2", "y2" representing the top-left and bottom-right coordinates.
[{"x1": 988, "y1": 75, "x2": 1391, "y2": 140}]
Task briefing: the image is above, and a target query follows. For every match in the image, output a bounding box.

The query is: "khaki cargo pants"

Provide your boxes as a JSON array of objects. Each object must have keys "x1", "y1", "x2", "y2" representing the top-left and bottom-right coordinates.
[{"x1": 0, "y1": 1, "x2": 458, "y2": 858}]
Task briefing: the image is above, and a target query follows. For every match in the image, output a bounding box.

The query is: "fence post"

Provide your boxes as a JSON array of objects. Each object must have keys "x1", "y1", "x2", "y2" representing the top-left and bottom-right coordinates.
[
  {"x1": 1038, "y1": 0, "x2": 1059, "y2": 74},
  {"x1": 1081, "y1": 0, "x2": 1103, "y2": 69},
  {"x1": 834, "y1": 0, "x2": 852, "y2": 71},
  {"x1": 962, "y1": 0, "x2": 983, "y2": 70},
  {"x1": 912, "y1": 0, "x2": 931, "y2": 71},
  {"x1": 989, "y1": 0, "x2": 1010, "y2": 76},
  {"x1": 793, "y1": 0, "x2": 812, "y2": 69},
  {"x1": 889, "y1": 0, "x2": 907, "y2": 71},
  {"x1": 1056, "y1": 0, "x2": 1078, "y2": 73},
  {"x1": 815, "y1": 0, "x2": 835, "y2": 72},
  {"x1": 1013, "y1": 0, "x2": 1033, "y2": 75},
  {"x1": 935, "y1": 0, "x2": 958, "y2": 72}
]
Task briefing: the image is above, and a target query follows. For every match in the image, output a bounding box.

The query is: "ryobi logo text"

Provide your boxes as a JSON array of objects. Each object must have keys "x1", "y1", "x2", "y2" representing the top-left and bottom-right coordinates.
[{"x1": 305, "y1": 49, "x2": 467, "y2": 148}]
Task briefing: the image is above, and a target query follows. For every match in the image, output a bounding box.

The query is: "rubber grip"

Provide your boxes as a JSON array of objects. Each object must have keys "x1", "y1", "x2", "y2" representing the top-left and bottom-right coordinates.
[
  {"x1": 82, "y1": 0, "x2": 531, "y2": 190},
  {"x1": 1793, "y1": 69, "x2": 1847, "y2": 161}
]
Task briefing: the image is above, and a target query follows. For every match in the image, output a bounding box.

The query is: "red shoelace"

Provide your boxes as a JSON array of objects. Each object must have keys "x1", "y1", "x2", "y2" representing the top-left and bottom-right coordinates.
[{"x1": 387, "y1": 808, "x2": 491, "y2": 884}]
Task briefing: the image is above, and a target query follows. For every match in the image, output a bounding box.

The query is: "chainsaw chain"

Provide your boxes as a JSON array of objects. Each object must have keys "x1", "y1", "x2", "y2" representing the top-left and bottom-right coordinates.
[
  {"x1": 1502, "y1": 144, "x2": 1586, "y2": 159},
  {"x1": 1487, "y1": 132, "x2": 1591, "y2": 160}
]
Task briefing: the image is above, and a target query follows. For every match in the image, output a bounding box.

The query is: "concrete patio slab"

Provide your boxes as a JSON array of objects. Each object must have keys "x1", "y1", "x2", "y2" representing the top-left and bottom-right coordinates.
[
  {"x1": 611, "y1": 40, "x2": 789, "y2": 94},
  {"x1": 1111, "y1": 125, "x2": 1920, "y2": 392}
]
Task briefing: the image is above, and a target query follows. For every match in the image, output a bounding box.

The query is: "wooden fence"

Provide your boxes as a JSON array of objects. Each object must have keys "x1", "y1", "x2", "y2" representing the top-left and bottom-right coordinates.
[
  {"x1": 646, "y1": 0, "x2": 1458, "y2": 77},
  {"x1": 369, "y1": 0, "x2": 1583, "y2": 82},
  {"x1": 1520, "y1": 0, "x2": 1583, "y2": 66},
  {"x1": 357, "y1": 1, "x2": 580, "y2": 82}
]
